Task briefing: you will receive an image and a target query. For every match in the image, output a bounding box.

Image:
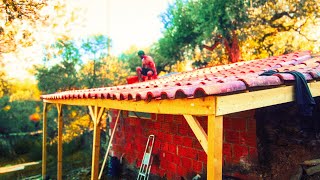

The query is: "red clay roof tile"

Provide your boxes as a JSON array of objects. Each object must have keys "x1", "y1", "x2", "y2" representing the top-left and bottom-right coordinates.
[{"x1": 41, "y1": 51, "x2": 319, "y2": 101}]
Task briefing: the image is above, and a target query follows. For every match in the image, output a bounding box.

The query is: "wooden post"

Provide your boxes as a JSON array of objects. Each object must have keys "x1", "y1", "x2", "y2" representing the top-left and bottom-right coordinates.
[
  {"x1": 88, "y1": 106, "x2": 105, "y2": 180},
  {"x1": 207, "y1": 115, "x2": 223, "y2": 180},
  {"x1": 42, "y1": 103, "x2": 48, "y2": 179},
  {"x1": 56, "y1": 104, "x2": 63, "y2": 180}
]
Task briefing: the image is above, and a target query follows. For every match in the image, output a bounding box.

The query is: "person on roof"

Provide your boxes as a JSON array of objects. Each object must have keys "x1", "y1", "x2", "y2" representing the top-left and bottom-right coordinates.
[{"x1": 136, "y1": 50, "x2": 157, "y2": 81}]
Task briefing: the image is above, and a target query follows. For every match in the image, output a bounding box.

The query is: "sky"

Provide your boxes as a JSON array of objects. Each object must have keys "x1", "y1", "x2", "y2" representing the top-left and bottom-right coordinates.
[
  {"x1": 3, "y1": 0, "x2": 173, "y2": 80},
  {"x1": 85, "y1": 0, "x2": 173, "y2": 55}
]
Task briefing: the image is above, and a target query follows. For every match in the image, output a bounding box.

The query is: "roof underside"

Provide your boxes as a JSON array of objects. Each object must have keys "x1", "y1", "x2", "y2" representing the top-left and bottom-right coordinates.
[{"x1": 41, "y1": 51, "x2": 320, "y2": 102}]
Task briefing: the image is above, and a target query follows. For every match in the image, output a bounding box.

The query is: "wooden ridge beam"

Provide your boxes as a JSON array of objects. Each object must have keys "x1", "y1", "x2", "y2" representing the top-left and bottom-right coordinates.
[{"x1": 43, "y1": 96, "x2": 215, "y2": 115}]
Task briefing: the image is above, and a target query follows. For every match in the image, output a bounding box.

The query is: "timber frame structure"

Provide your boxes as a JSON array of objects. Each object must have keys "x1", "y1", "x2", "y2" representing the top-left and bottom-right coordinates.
[{"x1": 41, "y1": 81, "x2": 320, "y2": 180}]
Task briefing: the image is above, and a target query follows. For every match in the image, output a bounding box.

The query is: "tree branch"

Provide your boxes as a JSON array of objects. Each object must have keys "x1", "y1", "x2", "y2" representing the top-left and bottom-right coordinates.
[
  {"x1": 270, "y1": 11, "x2": 293, "y2": 22},
  {"x1": 202, "y1": 39, "x2": 221, "y2": 51}
]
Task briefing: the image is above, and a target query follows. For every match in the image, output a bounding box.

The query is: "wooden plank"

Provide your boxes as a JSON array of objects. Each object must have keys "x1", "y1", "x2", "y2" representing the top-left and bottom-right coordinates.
[
  {"x1": 56, "y1": 104, "x2": 63, "y2": 180},
  {"x1": 99, "y1": 110, "x2": 121, "y2": 179},
  {"x1": 183, "y1": 115, "x2": 208, "y2": 153},
  {"x1": 207, "y1": 115, "x2": 223, "y2": 180},
  {"x1": 0, "y1": 161, "x2": 40, "y2": 174},
  {"x1": 90, "y1": 107, "x2": 104, "y2": 180},
  {"x1": 216, "y1": 81, "x2": 320, "y2": 116},
  {"x1": 42, "y1": 103, "x2": 47, "y2": 179},
  {"x1": 44, "y1": 96, "x2": 216, "y2": 115}
]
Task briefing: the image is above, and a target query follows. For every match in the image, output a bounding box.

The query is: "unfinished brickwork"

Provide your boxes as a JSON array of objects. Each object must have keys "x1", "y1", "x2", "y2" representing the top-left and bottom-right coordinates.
[{"x1": 109, "y1": 110, "x2": 257, "y2": 179}]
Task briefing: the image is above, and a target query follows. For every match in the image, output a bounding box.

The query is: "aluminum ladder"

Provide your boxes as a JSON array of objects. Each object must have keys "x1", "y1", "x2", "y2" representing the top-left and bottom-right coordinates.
[{"x1": 137, "y1": 135, "x2": 155, "y2": 180}]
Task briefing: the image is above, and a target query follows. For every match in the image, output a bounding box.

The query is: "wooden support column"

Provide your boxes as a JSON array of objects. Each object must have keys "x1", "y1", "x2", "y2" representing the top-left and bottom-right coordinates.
[
  {"x1": 88, "y1": 106, "x2": 105, "y2": 180},
  {"x1": 207, "y1": 115, "x2": 223, "y2": 180},
  {"x1": 56, "y1": 104, "x2": 63, "y2": 180},
  {"x1": 183, "y1": 115, "x2": 208, "y2": 153},
  {"x1": 42, "y1": 103, "x2": 48, "y2": 179}
]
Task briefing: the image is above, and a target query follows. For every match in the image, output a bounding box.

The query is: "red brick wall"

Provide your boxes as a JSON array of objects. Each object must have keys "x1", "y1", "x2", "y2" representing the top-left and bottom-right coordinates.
[{"x1": 109, "y1": 110, "x2": 257, "y2": 179}]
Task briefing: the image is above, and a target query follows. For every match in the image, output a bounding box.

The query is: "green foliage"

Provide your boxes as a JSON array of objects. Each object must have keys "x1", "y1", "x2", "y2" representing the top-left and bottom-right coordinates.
[
  {"x1": 0, "y1": 62, "x2": 10, "y2": 97},
  {"x1": 158, "y1": 0, "x2": 250, "y2": 68},
  {"x1": 0, "y1": 96, "x2": 39, "y2": 134},
  {"x1": 159, "y1": 0, "x2": 201, "y2": 60},
  {"x1": 36, "y1": 61, "x2": 79, "y2": 94},
  {"x1": 81, "y1": 35, "x2": 110, "y2": 59},
  {"x1": 118, "y1": 51, "x2": 140, "y2": 73},
  {"x1": 35, "y1": 39, "x2": 81, "y2": 94},
  {"x1": 0, "y1": 138, "x2": 14, "y2": 157},
  {"x1": 157, "y1": 0, "x2": 320, "y2": 70},
  {"x1": 79, "y1": 35, "x2": 112, "y2": 88},
  {"x1": 35, "y1": 35, "x2": 114, "y2": 92}
]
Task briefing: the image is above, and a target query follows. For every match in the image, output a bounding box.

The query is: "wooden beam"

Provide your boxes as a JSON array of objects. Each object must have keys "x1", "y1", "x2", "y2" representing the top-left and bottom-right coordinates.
[
  {"x1": 56, "y1": 104, "x2": 63, "y2": 180},
  {"x1": 42, "y1": 103, "x2": 47, "y2": 179},
  {"x1": 99, "y1": 110, "x2": 121, "y2": 179},
  {"x1": 89, "y1": 106, "x2": 105, "y2": 180},
  {"x1": 88, "y1": 106, "x2": 95, "y2": 121},
  {"x1": 183, "y1": 115, "x2": 208, "y2": 153},
  {"x1": 43, "y1": 96, "x2": 215, "y2": 115},
  {"x1": 207, "y1": 115, "x2": 223, "y2": 180},
  {"x1": 216, "y1": 81, "x2": 320, "y2": 116}
]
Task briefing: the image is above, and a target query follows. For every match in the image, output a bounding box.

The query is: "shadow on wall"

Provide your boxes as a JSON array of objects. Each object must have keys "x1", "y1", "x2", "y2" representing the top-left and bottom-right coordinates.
[{"x1": 255, "y1": 97, "x2": 320, "y2": 179}]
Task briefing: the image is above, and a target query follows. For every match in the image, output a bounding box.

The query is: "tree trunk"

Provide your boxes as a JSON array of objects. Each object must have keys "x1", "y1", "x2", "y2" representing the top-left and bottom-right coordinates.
[
  {"x1": 223, "y1": 31, "x2": 241, "y2": 63},
  {"x1": 203, "y1": 31, "x2": 241, "y2": 64}
]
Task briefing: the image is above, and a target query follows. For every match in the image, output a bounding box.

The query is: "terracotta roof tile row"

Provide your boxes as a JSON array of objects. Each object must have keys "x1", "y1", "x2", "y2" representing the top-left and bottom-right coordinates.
[{"x1": 41, "y1": 51, "x2": 320, "y2": 101}]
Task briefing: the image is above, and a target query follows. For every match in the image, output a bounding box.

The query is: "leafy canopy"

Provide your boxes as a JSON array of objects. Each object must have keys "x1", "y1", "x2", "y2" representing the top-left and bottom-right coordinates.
[{"x1": 155, "y1": 0, "x2": 320, "y2": 70}]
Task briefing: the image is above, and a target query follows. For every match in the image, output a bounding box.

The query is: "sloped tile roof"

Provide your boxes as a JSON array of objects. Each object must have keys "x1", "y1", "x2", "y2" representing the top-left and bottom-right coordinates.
[{"x1": 41, "y1": 51, "x2": 320, "y2": 101}]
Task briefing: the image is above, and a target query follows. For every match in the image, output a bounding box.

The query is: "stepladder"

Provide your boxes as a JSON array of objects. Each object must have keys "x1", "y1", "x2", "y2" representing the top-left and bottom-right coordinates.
[{"x1": 137, "y1": 135, "x2": 155, "y2": 180}]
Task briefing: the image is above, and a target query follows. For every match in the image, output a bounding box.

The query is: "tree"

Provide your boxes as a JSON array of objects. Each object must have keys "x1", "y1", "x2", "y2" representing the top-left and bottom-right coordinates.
[
  {"x1": 0, "y1": 96, "x2": 40, "y2": 134},
  {"x1": 159, "y1": 0, "x2": 251, "y2": 64},
  {"x1": 243, "y1": 0, "x2": 320, "y2": 57},
  {"x1": 118, "y1": 46, "x2": 141, "y2": 73},
  {"x1": 0, "y1": 0, "x2": 48, "y2": 53},
  {"x1": 35, "y1": 39, "x2": 81, "y2": 94},
  {"x1": 0, "y1": 60, "x2": 10, "y2": 97},
  {"x1": 80, "y1": 35, "x2": 111, "y2": 88},
  {"x1": 158, "y1": 0, "x2": 320, "y2": 67},
  {"x1": 9, "y1": 79, "x2": 41, "y2": 101}
]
